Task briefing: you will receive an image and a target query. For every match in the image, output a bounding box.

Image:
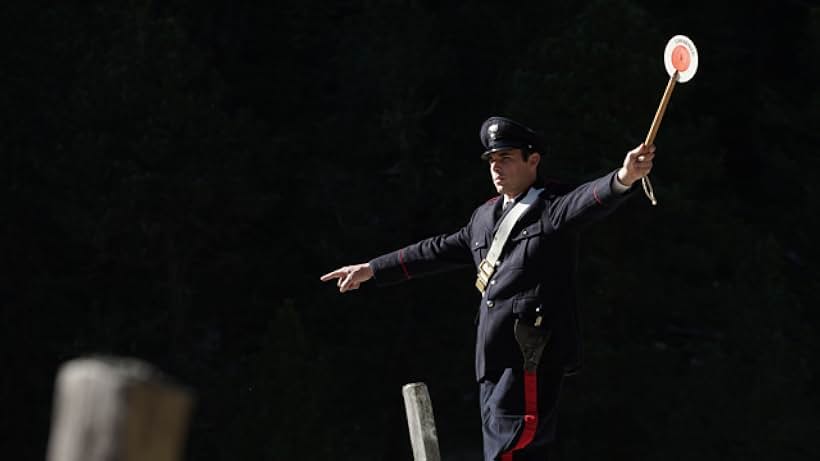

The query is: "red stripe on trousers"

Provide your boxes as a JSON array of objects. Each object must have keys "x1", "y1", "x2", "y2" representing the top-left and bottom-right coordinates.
[
  {"x1": 398, "y1": 249, "x2": 411, "y2": 279},
  {"x1": 500, "y1": 371, "x2": 538, "y2": 461}
]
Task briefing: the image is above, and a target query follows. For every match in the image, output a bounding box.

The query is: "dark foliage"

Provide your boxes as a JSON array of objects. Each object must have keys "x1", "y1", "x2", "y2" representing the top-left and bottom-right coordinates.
[{"x1": 2, "y1": 1, "x2": 818, "y2": 459}]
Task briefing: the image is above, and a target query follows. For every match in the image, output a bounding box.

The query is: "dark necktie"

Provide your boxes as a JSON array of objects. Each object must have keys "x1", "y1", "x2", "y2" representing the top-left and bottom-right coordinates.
[{"x1": 493, "y1": 199, "x2": 513, "y2": 229}]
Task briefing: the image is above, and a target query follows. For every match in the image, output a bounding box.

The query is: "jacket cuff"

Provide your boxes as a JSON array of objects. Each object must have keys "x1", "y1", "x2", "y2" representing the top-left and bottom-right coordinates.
[
  {"x1": 368, "y1": 248, "x2": 412, "y2": 285},
  {"x1": 611, "y1": 172, "x2": 631, "y2": 194},
  {"x1": 588, "y1": 170, "x2": 631, "y2": 206}
]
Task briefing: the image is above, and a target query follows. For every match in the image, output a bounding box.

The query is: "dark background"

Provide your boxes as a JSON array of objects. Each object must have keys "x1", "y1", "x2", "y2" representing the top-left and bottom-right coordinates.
[{"x1": 2, "y1": 1, "x2": 819, "y2": 460}]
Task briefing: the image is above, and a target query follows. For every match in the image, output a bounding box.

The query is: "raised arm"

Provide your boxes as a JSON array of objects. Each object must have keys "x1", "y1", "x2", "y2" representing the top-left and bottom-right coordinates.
[{"x1": 548, "y1": 143, "x2": 655, "y2": 228}]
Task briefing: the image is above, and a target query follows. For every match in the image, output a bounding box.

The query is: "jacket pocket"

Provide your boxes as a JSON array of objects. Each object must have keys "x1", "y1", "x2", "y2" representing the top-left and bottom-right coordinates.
[
  {"x1": 506, "y1": 221, "x2": 544, "y2": 269},
  {"x1": 509, "y1": 220, "x2": 543, "y2": 242},
  {"x1": 471, "y1": 236, "x2": 488, "y2": 265}
]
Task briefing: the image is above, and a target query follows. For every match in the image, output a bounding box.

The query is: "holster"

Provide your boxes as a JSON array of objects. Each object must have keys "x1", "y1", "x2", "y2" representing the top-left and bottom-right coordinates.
[{"x1": 514, "y1": 318, "x2": 551, "y2": 372}]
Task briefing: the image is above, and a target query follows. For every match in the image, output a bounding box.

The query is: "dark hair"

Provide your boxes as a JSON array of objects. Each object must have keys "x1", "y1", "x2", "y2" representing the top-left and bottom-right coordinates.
[{"x1": 520, "y1": 147, "x2": 545, "y2": 186}]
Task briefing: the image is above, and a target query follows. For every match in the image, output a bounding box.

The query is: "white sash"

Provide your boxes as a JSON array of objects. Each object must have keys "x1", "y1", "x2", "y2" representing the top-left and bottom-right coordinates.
[{"x1": 476, "y1": 187, "x2": 542, "y2": 294}]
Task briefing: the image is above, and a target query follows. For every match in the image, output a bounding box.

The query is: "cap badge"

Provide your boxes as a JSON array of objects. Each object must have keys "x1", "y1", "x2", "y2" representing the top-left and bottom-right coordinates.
[{"x1": 488, "y1": 123, "x2": 499, "y2": 140}]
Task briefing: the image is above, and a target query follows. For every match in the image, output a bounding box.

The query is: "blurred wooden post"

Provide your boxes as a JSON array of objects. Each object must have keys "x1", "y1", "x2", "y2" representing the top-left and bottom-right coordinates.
[
  {"x1": 47, "y1": 356, "x2": 194, "y2": 461},
  {"x1": 402, "y1": 382, "x2": 441, "y2": 461}
]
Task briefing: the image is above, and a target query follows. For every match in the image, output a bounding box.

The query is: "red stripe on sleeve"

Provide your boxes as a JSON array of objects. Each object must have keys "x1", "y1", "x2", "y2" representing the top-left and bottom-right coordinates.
[
  {"x1": 398, "y1": 249, "x2": 411, "y2": 280},
  {"x1": 593, "y1": 188, "x2": 603, "y2": 205}
]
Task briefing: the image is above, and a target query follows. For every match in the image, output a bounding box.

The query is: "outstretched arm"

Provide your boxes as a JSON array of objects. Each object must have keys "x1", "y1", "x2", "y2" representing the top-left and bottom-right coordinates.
[{"x1": 321, "y1": 213, "x2": 476, "y2": 293}]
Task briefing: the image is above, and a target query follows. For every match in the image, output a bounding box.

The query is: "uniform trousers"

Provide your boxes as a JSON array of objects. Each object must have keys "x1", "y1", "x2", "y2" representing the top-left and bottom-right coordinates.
[{"x1": 479, "y1": 364, "x2": 564, "y2": 461}]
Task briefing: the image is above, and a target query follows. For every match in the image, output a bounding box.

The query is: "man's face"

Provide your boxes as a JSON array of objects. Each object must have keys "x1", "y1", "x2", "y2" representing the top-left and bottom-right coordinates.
[{"x1": 487, "y1": 148, "x2": 540, "y2": 197}]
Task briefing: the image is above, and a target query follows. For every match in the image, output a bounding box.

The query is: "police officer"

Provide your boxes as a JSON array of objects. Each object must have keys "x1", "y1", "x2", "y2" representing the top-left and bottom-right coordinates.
[{"x1": 321, "y1": 116, "x2": 655, "y2": 460}]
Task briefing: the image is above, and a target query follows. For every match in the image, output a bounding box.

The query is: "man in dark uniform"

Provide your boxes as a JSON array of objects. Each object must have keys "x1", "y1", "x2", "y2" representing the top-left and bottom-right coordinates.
[{"x1": 321, "y1": 116, "x2": 655, "y2": 460}]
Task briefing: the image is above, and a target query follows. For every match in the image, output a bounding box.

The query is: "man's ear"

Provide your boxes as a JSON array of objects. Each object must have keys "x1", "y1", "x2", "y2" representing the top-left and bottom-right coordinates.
[{"x1": 528, "y1": 152, "x2": 541, "y2": 168}]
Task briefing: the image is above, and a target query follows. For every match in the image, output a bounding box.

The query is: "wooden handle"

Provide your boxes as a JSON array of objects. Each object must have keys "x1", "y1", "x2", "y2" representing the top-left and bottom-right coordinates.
[
  {"x1": 641, "y1": 71, "x2": 678, "y2": 206},
  {"x1": 645, "y1": 71, "x2": 678, "y2": 145}
]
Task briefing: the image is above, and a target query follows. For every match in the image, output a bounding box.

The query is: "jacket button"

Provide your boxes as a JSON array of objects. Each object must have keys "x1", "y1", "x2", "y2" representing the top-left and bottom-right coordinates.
[
  {"x1": 522, "y1": 230, "x2": 528, "y2": 235},
  {"x1": 487, "y1": 300, "x2": 494, "y2": 308},
  {"x1": 474, "y1": 241, "x2": 480, "y2": 247},
  {"x1": 490, "y1": 279, "x2": 496, "y2": 285}
]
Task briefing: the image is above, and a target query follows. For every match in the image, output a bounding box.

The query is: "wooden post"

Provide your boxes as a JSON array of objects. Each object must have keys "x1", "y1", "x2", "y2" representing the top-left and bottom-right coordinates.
[
  {"x1": 47, "y1": 356, "x2": 194, "y2": 461},
  {"x1": 402, "y1": 382, "x2": 441, "y2": 461}
]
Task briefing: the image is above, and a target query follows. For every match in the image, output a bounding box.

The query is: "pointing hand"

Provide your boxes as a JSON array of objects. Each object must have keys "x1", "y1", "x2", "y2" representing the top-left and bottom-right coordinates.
[{"x1": 320, "y1": 263, "x2": 374, "y2": 293}]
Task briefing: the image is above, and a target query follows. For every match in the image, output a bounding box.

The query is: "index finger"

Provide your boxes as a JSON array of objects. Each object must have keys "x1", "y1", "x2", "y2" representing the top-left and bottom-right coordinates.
[{"x1": 320, "y1": 269, "x2": 347, "y2": 282}]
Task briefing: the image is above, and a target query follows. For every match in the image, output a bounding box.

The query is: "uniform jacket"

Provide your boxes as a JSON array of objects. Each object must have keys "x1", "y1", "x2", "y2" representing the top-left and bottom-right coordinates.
[{"x1": 369, "y1": 170, "x2": 636, "y2": 382}]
